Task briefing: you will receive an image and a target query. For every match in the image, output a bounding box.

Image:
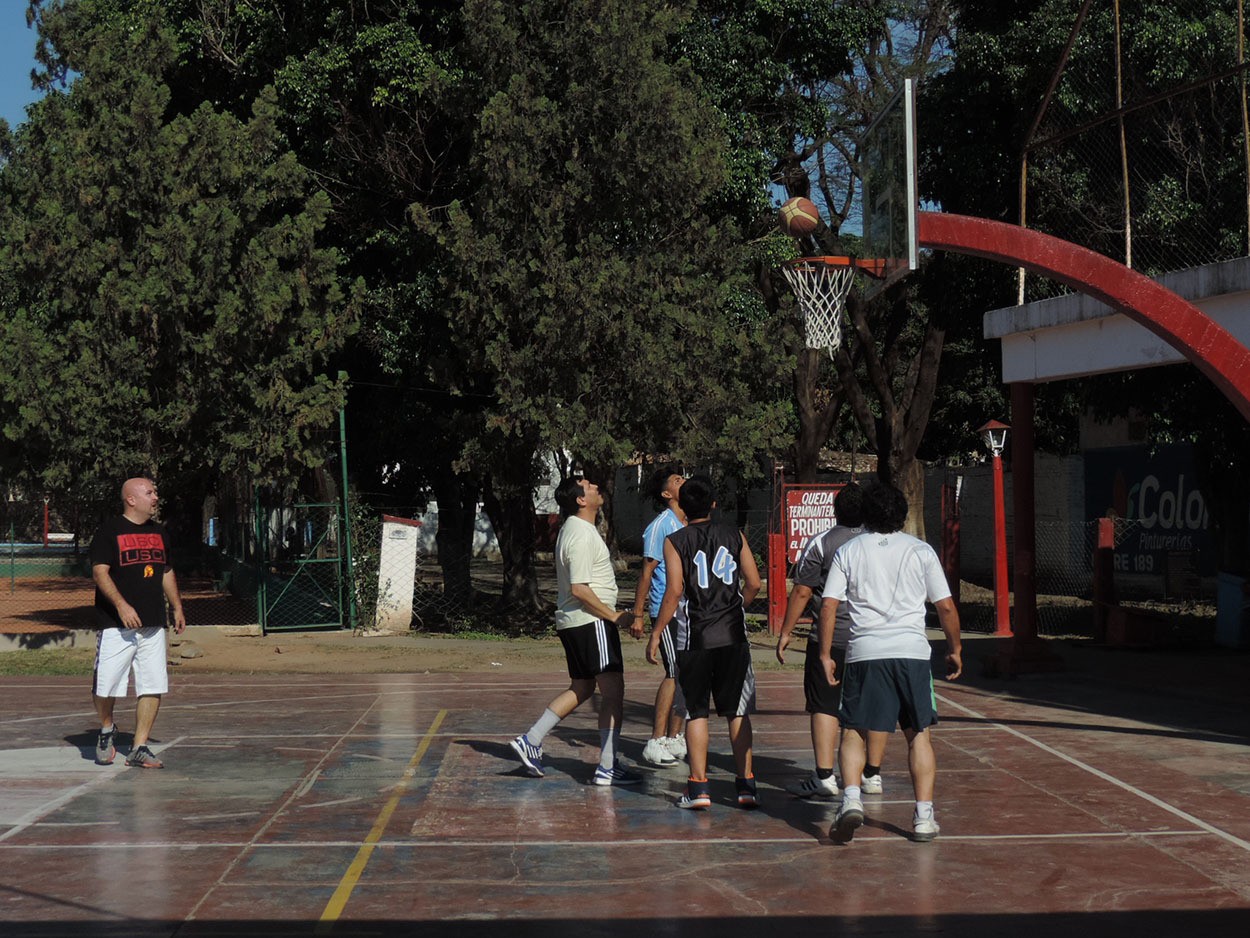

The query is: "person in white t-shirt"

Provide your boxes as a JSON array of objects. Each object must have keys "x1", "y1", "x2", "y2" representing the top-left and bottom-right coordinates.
[
  {"x1": 510, "y1": 477, "x2": 642, "y2": 786},
  {"x1": 819, "y1": 480, "x2": 961, "y2": 844}
]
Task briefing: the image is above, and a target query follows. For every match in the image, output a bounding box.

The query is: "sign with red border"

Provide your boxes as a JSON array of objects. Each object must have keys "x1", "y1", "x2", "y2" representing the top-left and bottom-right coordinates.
[{"x1": 783, "y1": 484, "x2": 843, "y2": 563}]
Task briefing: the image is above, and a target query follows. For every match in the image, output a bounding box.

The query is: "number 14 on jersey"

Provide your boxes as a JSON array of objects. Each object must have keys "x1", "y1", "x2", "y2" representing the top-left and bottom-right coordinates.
[{"x1": 693, "y1": 546, "x2": 738, "y2": 588}]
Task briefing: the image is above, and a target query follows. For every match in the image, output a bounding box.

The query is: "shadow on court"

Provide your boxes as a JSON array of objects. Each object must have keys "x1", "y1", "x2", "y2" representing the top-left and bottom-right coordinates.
[{"x1": 1, "y1": 645, "x2": 1248, "y2": 937}]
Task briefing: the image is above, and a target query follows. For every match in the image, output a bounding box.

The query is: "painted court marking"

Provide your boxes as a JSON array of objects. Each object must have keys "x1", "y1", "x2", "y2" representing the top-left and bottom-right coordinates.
[
  {"x1": 316, "y1": 708, "x2": 448, "y2": 933},
  {"x1": 182, "y1": 700, "x2": 386, "y2": 922},
  {"x1": 0, "y1": 735, "x2": 187, "y2": 841},
  {"x1": 937, "y1": 691, "x2": 1250, "y2": 854},
  {"x1": 0, "y1": 829, "x2": 1206, "y2": 851}
]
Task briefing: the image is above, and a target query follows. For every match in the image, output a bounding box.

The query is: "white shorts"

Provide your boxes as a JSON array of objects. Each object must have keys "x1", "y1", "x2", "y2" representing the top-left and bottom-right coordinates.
[{"x1": 94, "y1": 627, "x2": 169, "y2": 698}]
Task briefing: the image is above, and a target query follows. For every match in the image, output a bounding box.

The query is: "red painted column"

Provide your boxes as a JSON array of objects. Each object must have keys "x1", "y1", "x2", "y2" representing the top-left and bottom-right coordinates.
[
  {"x1": 990, "y1": 382, "x2": 1062, "y2": 674},
  {"x1": 1009, "y1": 382, "x2": 1038, "y2": 642},
  {"x1": 767, "y1": 532, "x2": 786, "y2": 635},
  {"x1": 991, "y1": 453, "x2": 1011, "y2": 636}
]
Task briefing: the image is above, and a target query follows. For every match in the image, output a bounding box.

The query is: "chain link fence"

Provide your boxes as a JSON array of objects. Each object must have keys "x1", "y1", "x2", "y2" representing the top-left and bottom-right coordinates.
[
  {"x1": 1021, "y1": 0, "x2": 1249, "y2": 301},
  {"x1": 8, "y1": 479, "x2": 1215, "y2": 642},
  {"x1": 348, "y1": 504, "x2": 778, "y2": 636},
  {"x1": 957, "y1": 517, "x2": 1217, "y2": 638}
]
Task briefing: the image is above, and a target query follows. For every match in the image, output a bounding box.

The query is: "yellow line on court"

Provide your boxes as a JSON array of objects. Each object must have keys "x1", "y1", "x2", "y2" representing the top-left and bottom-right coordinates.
[{"x1": 316, "y1": 708, "x2": 447, "y2": 933}]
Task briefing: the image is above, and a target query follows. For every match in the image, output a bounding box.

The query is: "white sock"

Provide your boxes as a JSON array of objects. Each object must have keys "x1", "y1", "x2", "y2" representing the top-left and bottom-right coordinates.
[
  {"x1": 843, "y1": 785, "x2": 862, "y2": 802},
  {"x1": 598, "y1": 728, "x2": 618, "y2": 770},
  {"x1": 915, "y1": 800, "x2": 934, "y2": 819},
  {"x1": 525, "y1": 708, "x2": 561, "y2": 746}
]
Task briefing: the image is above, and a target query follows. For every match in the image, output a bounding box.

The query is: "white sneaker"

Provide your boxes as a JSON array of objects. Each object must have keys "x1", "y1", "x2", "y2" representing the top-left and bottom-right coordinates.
[
  {"x1": 913, "y1": 813, "x2": 940, "y2": 842},
  {"x1": 642, "y1": 738, "x2": 677, "y2": 765},
  {"x1": 860, "y1": 774, "x2": 884, "y2": 795},
  {"x1": 786, "y1": 771, "x2": 839, "y2": 799},
  {"x1": 831, "y1": 796, "x2": 865, "y2": 842},
  {"x1": 664, "y1": 734, "x2": 687, "y2": 759}
]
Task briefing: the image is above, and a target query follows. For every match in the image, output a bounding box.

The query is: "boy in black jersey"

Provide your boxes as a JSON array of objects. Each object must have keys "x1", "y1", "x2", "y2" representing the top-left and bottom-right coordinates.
[{"x1": 647, "y1": 476, "x2": 761, "y2": 809}]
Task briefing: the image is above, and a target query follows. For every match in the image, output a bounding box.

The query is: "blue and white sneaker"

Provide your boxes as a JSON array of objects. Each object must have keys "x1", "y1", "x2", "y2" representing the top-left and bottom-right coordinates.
[
  {"x1": 592, "y1": 763, "x2": 643, "y2": 786},
  {"x1": 510, "y1": 734, "x2": 544, "y2": 777}
]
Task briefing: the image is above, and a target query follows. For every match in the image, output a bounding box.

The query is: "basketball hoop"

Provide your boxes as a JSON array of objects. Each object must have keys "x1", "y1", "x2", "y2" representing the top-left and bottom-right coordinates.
[{"x1": 780, "y1": 256, "x2": 863, "y2": 355}]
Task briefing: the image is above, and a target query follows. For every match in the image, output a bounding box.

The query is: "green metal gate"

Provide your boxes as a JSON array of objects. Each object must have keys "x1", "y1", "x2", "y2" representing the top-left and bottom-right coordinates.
[{"x1": 256, "y1": 500, "x2": 347, "y2": 632}]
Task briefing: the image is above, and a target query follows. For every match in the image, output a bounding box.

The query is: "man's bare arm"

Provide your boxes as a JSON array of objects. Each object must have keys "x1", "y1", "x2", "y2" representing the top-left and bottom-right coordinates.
[
  {"x1": 738, "y1": 533, "x2": 761, "y2": 606},
  {"x1": 163, "y1": 568, "x2": 186, "y2": 634},
  {"x1": 934, "y1": 597, "x2": 962, "y2": 680}
]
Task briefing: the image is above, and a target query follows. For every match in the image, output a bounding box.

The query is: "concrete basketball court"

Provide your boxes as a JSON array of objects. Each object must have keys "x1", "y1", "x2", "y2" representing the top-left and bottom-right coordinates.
[{"x1": 1, "y1": 639, "x2": 1249, "y2": 937}]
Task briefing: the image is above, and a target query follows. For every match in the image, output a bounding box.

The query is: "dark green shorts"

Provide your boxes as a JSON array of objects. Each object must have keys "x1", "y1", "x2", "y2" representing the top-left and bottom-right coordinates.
[{"x1": 837, "y1": 658, "x2": 937, "y2": 733}]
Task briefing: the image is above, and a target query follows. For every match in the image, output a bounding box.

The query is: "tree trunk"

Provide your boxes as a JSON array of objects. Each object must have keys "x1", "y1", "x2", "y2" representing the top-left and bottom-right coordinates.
[
  {"x1": 583, "y1": 461, "x2": 619, "y2": 553},
  {"x1": 481, "y1": 448, "x2": 542, "y2": 617},
  {"x1": 432, "y1": 467, "x2": 479, "y2": 611},
  {"x1": 895, "y1": 456, "x2": 926, "y2": 539},
  {"x1": 792, "y1": 347, "x2": 843, "y2": 483},
  {"x1": 835, "y1": 288, "x2": 945, "y2": 540}
]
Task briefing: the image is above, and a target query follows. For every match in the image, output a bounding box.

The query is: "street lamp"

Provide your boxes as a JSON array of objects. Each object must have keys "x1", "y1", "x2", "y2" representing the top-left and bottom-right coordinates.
[{"x1": 979, "y1": 420, "x2": 1011, "y2": 637}]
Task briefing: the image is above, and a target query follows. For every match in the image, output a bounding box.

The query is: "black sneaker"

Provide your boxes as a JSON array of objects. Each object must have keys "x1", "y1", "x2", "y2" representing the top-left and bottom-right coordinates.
[
  {"x1": 677, "y1": 779, "x2": 711, "y2": 810},
  {"x1": 125, "y1": 745, "x2": 164, "y2": 769},
  {"x1": 95, "y1": 725, "x2": 116, "y2": 765},
  {"x1": 736, "y1": 776, "x2": 759, "y2": 809}
]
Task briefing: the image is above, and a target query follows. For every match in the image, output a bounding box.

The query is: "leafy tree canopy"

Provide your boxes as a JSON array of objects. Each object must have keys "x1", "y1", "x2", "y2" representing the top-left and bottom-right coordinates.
[{"x1": 0, "y1": 8, "x2": 357, "y2": 498}]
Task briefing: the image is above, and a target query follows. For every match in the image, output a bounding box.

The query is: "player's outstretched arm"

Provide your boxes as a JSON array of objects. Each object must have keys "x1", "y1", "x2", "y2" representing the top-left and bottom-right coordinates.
[
  {"x1": 776, "y1": 584, "x2": 813, "y2": 664},
  {"x1": 934, "y1": 597, "x2": 962, "y2": 680},
  {"x1": 569, "y1": 583, "x2": 621, "y2": 625},
  {"x1": 629, "y1": 557, "x2": 660, "y2": 640},
  {"x1": 647, "y1": 540, "x2": 685, "y2": 665},
  {"x1": 738, "y1": 532, "x2": 761, "y2": 606}
]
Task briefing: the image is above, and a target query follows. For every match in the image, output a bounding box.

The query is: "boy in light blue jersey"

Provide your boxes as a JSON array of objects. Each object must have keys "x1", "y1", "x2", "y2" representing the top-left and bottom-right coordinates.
[{"x1": 631, "y1": 465, "x2": 688, "y2": 765}]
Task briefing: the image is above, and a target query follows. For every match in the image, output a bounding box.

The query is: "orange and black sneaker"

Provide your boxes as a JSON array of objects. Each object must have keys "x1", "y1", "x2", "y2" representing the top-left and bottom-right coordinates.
[
  {"x1": 677, "y1": 778, "x2": 711, "y2": 810},
  {"x1": 125, "y1": 745, "x2": 163, "y2": 769},
  {"x1": 736, "y1": 775, "x2": 759, "y2": 809}
]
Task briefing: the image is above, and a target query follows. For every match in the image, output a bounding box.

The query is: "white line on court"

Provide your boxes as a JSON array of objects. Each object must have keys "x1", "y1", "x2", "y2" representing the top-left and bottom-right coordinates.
[
  {"x1": 33, "y1": 821, "x2": 119, "y2": 827},
  {"x1": 0, "y1": 735, "x2": 187, "y2": 843},
  {"x1": 936, "y1": 691, "x2": 1250, "y2": 854},
  {"x1": 297, "y1": 796, "x2": 367, "y2": 810},
  {"x1": 293, "y1": 769, "x2": 322, "y2": 799},
  {"x1": 181, "y1": 811, "x2": 263, "y2": 822},
  {"x1": 0, "y1": 678, "x2": 815, "y2": 728},
  {"x1": 0, "y1": 829, "x2": 1207, "y2": 851},
  {"x1": 182, "y1": 697, "x2": 384, "y2": 922}
]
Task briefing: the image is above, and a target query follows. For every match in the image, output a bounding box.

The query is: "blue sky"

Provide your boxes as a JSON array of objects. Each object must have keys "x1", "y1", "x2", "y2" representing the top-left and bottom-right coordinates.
[{"x1": 2, "y1": 7, "x2": 43, "y2": 128}]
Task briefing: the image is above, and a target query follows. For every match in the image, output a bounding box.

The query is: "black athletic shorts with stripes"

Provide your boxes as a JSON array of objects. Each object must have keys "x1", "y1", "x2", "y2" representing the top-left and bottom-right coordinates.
[
  {"x1": 677, "y1": 642, "x2": 755, "y2": 720},
  {"x1": 557, "y1": 619, "x2": 625, "y2": 680},
  {"x1": 803, "y1": 639, "x2": 846, "y2": 716},
  {"x1": 658, "y1": 623, "x2": 679, "y2": 679}
]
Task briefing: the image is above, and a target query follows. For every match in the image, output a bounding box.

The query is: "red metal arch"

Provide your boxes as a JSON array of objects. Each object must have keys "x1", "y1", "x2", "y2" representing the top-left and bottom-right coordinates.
[{"x1": 918, "y1": 212, "x2": 1250, "y2": 421}]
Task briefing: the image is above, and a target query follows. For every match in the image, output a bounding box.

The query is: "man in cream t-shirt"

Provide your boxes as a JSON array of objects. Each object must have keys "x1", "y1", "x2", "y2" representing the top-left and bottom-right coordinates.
[
  {"x1": 510, "y1": 476, "x2": 642, "y2": 786},
  {"x1": 818, "y1": 480, "x2": 962, "y2": 844}
]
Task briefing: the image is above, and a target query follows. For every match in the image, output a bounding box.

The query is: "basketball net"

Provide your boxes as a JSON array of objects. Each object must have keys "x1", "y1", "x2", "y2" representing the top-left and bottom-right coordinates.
[{"x1": 780, "y1": 257, "x2": 855, "y2": 355}]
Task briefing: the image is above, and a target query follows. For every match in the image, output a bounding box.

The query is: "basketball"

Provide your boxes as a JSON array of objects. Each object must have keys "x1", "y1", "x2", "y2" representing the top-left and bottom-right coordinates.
[{"x1": 778, "y1": 196, "x2": 820, "y2": 237}]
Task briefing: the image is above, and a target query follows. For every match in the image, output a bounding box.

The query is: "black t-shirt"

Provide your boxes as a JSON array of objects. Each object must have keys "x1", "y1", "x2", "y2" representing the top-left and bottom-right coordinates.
[
  {"x1": 667, "y1": 520, "x2": 748, "y2": 650},
  {"x1": 89, "y1": 516, "x2": 171, "y2": 629}
]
